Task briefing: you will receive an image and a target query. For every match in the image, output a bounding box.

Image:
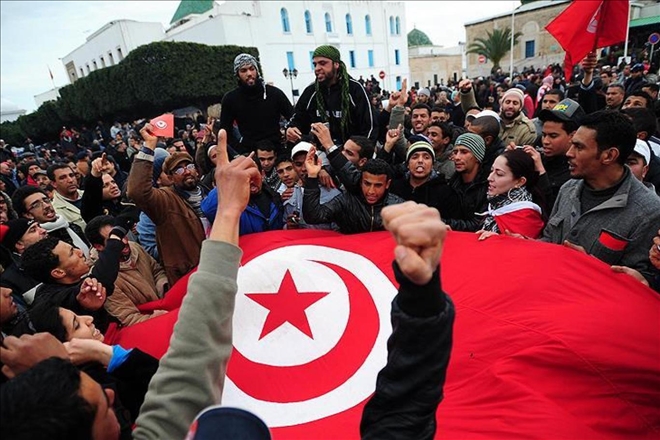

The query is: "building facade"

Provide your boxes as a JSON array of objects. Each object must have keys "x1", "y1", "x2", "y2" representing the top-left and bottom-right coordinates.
[
  {"x1": 408, "y1": 45, "x2": 463, "y2": 89},
  {"x1": 57, "y1": 1, "x2": 409, "y2": 102},
  {"x1": 61, "y1": 20, "x2": 166, "y2": 84}
]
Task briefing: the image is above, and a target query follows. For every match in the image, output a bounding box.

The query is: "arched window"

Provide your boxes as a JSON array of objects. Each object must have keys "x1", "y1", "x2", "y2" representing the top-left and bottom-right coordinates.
[
  {"x1": 346, "y1": 13, "x2": 353, "y2": 35},
  {"x1": 325, "y1": 12, "x2": 333, "y2": 32},
  {"x1": 365, "y1": 14, "x2": 372, "y2": 35},
  {"x1": 281, "y1": 8, "x2": 290, "y2": 33},
  {"x1": 389, "y1": 16, "x2": 394, "y2": 35},
  {"x1": 304, "y1": 10, "x2": 313, "y2": 34},
  {"x1": 395, "y1": 16, "x2": 401, "y2": 35}
]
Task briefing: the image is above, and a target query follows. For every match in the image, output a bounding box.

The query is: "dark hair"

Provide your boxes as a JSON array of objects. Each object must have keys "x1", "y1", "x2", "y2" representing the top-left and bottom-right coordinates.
[
  {"x1": 625, "y1": 90, "x2": 653, "y2": 108},
  {"x1": 0, "y1": 357, "x2": 94, "y2": 440},
  {"x1": 361, "y1": 158, "x2": 393, "y2": 180},
  {"x1": 643, "y1": 83, "x2": 659, "y2": 94},
  {"x1": 90, "y1": 151, "x2": 117, "y2": 165},
  {"x1": 84, "y1": 215, "x2": 115, "y2": 247},
  {"x1": 580, "y1": 110, "x2": 637, "y2": 165},
  {"x1": 429, "y1": 121, "x2": 453, "y2": 140},
  {"x1": 544, "y1": 89, "x2": 565, "y2": 100},
  {"x1": 500, "y1": 149, "x2": 549, "y2": 216},
  {"x1": 20, "y1": 236, "x2": 61, "y2": 283},
  {"x1": 46, "y1": 163, "x2": 72, "y2": 181},
  {"x1": 411, "y1": 103, "x2": 431, "y2": 116},
  {"x1": 27, "y1": 301, "x2": 68, "y2": 342},
  {"x1": 470, "y1": 116, "x2": 500, "y2": 145},
  {"x1": 11, "y1": 185, "x2": 47, "y2": 217},
  {"x1": 431, "y1": 106, "x2": 449, "y2": 114},
  {"x1": 255, "y1": 140, "x2": 276, "y2": 153},
  {"x1": 501, "y1": 149, "x2": 539, "y2": 190},
  {"x1": 621, "y1": 107, "x2": 658, "y2": 139},
  {"x1": 274, "y1": 155, "x2": 293, "y2": 169},
  {"x1": 607, "y1": 83, "x2": 625, "y2": 94},
  {"x1": 348, "y1": 136, "x2": 375, "y2": 160}
]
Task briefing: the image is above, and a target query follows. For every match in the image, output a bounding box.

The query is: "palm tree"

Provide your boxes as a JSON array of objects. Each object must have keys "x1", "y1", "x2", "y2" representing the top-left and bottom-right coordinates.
[{"x1": 467, "y1": 27, "x2": 522, "y2": 73}]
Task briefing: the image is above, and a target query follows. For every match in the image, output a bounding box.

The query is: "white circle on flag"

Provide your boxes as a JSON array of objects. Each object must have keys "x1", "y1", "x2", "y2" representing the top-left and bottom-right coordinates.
[
  {"x1": 223, "y1": 245, "x2": 397, "y2": 428},
  {"x1": 234, "y1": 257, "x2": 349, "y2": 366},
  {"x1": 155, "y1": 120, "x2": 167, "y2": 129}
]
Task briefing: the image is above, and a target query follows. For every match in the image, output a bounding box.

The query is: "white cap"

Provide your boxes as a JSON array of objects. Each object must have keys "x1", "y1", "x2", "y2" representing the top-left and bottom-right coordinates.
[
  {"x1": 291, "y1": 141, "x2": 314, "y2": 159},
  {"x1": 633, "y1": 139, "x2": 651, "y2": 165},
  {"x1": 475, "y1": 109, "x2": 501, "y2": 122}
]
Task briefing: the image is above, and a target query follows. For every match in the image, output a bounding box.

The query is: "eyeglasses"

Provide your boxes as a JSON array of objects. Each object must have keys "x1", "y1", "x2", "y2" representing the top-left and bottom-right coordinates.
[
  {"x1": 28, "y1": 197, "x2": 52, "y2": 211},
  {"x1": 173, "y1": 163, "x2": 196, "y2": 175}
]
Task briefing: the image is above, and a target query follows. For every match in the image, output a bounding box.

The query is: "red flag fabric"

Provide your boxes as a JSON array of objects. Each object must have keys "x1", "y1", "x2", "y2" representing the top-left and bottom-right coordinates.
[
  {"x1": 546, "y1": 0, "x2": 629, "y2": 80},
  {"x1": 48, "y1": 66, "x2": 54, "y2": 81},
  {"x1": 110, "y1": 230, "x2": 660, "y2": 438},
  {"x1": 491, "y1": 201, "x2": 545, "y2": 239},
  {"x1": 149, "y1": 113, "x2": 175, "y2": 138}
]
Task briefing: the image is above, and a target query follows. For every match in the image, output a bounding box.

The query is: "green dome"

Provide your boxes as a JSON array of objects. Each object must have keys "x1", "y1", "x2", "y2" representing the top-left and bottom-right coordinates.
[{"x1": 408, "y1": 28, "x2": 433, "y2": 47}]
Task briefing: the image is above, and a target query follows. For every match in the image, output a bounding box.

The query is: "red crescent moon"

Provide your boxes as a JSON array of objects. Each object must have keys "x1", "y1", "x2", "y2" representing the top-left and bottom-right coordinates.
[{"x1": 227, "y1": 261, "x2": 380, "y2": 402}]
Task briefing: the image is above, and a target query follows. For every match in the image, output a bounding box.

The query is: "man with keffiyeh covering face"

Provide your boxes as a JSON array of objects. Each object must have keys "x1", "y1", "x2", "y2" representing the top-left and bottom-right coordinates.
[
  {"x1": 219, "y1": 53, "x2": 294, "y2": 154},
  {"x1": 286, "y1": 45, "x2": 378, "y2": 149}
]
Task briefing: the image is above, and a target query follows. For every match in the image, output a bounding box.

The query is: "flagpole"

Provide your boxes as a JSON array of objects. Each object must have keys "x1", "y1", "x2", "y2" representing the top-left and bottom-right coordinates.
[
  {"x1": 509, "y1": 3, "x2": 515, "y2": 76},
  {"x1": 622, "y1": 0, "x2": 631, "y2": 61}
]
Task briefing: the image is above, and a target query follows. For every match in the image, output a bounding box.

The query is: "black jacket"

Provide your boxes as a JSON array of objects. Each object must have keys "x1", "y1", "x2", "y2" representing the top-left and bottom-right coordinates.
[
  {"x1": 444, "y1": 173, "x2": 489, "y2": 232},
  {"x1": 361, "y1": 264, "x2": 455, "y2": 439},
  {"x1": 30, "y1": 238, "x2": 124, "y2": 332},
  {"x1": 303, "y1": 177, "x2": 403, "y2": 234},
  {"x1": 220, "y1": 82, "x2": 293, "y2": 152},
  {"x1": 389, "y1": 173, "x2": 462, "y2": 220},
  {"x1": 289, "y1": 77, "x2": 378, "y2": 145},
  {"x1": 542, "y1": 154, "x2": 571, "y2": 210}
]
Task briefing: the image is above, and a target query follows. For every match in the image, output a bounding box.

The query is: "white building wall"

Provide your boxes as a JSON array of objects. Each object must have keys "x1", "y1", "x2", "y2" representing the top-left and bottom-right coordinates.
[
  {"x1": 34, "y1": 88, "x2": 62, "y2": 108},
  {"x1": 61, "y1": 20, "x2": 164, "y2": 84},
  {"x1": 166, "y1": 1, "x2": 408, "y2": 101}
]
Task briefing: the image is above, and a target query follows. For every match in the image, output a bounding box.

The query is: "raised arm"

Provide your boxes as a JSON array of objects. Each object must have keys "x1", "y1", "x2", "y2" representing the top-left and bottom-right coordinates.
[
  {"x1": 361, "y1": 202, "x2": 455, "y2": 440},
  {"x1": 134, "y1": 130, "x2": 261, "y2": 439}
]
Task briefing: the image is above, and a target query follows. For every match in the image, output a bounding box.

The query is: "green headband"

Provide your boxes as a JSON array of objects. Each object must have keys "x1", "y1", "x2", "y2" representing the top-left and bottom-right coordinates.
[{"x1": 313, "y1": 45, "x2": 341, "y2": 62}]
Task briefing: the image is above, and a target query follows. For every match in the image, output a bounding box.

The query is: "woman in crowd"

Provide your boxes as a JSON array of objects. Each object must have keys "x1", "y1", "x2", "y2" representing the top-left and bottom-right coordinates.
[{"x1": 476, "y1": 148, "x2": 547, "y2": 240}]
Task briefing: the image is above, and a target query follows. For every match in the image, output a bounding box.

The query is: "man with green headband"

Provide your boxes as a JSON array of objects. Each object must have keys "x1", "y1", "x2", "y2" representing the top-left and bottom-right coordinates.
[{"x1": 286, "y1": 45, "x2": 377, "y2": 148}]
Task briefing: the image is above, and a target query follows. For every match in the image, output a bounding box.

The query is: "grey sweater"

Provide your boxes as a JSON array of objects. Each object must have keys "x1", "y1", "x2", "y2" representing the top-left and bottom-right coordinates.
[{"x1": 133, "y1": 240, "x2": 242, "y2": 439}]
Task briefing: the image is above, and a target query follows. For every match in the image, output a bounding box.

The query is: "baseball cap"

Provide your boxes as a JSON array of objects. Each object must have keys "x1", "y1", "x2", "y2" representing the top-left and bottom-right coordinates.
[
  {"x1": 291, "y1": 141, "x2": 314, "y2": 159},
  {"x1": 632, "y1": 139, "x2": 651, "y2": 165},
  {"x1": 631, "y1": 63, "x2": 644, "y2": 73},
  {"x1": 0, "y1": 219, "x2": 35, "y2": 251},
  {"x1": 33, "y1": 168, "x2": 47, "y2": 177},
  {"x1": 538, "y1": 98, "x2": 585, "y2": 124}
]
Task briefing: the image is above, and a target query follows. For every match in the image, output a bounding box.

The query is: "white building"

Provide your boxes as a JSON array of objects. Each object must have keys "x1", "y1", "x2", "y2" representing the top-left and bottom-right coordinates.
[
  {"x1": 34, "y1": 87, "x2": 62, "y2": 108},
  {"x1": 61, "y1": 20, "x2": 165, "y2": 84},
  {"x1": 58, "y1": 1, "x2": 408, "y2": 102},
  {"x1": 0, "y1": 98, "x2": 26, "y2": 123}
]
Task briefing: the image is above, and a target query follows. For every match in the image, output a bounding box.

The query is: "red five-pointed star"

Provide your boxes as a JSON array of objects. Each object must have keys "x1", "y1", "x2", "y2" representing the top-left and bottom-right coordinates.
[{"x1": 245, "y1": 270, "x2": 329, "y2": 340}]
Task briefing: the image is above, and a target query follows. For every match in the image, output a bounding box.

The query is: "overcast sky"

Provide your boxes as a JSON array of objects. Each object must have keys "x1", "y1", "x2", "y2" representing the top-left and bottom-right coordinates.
[{"x1": 1, "y1": 1, "x2": 517, "y2": 113}]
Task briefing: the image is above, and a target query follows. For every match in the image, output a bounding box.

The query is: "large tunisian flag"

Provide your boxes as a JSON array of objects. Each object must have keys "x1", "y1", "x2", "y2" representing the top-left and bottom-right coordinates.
[{"x1": 109, "y1": 230, "x2": 660, "y2": 438}]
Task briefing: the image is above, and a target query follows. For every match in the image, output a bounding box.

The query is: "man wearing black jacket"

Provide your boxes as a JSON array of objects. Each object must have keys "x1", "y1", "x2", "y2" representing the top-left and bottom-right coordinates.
[
  {"x1": 286, "y1": 45, "x2": 377, "y2": 146},
  {"x1": 220, "y1": 53, "x2": 294, "y2": 154},
  {"x1": 19, "y1": 218, "x2": 130, "y2": 332}
]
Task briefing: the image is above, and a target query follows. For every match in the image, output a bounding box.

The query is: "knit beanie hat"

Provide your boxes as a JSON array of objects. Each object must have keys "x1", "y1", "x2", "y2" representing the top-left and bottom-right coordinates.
[
  {"x1": 501, "y1": 88, "x2": 524, "y2": 104},
  {"x1": 406, "y1": 141, "x2": 435, "y2": 163},
  {"x1": 0, "y1": 218, "x2": 33, "y2": 251},
  {"x1": 313, "y1": 45, "x2": 341, "y2": 62},
  {"x1": 455, "y1": 133, "x2": 486, "y2": 163},
  {"x1": 233, "y1": 53, "x2": 261, "y2": 77}
]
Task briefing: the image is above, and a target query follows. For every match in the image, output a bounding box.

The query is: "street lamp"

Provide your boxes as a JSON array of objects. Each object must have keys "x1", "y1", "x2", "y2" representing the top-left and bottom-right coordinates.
[{"x1": 282, "y1": 68, "x2": 298, "y2": 103}]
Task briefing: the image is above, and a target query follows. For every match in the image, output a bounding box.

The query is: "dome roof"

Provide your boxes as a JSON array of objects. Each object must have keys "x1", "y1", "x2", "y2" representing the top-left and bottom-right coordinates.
[{"x1": 407, "y1": 28, "x2": 433, "y2": 47}]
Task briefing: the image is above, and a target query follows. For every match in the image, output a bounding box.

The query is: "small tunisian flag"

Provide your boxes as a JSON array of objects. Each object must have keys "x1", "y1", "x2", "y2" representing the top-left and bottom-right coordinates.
[
  {"x1": 546, "y1": 0, "x2": 629, "y2": 80},
  {"x1": 149, "y1": 113, "x2": 175, "y2": 138}
]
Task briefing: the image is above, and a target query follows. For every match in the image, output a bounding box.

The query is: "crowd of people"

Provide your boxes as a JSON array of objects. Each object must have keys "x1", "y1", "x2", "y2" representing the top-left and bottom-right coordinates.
[{"x1": 1, "y1": 43, "x2": 659, "y2": 438}]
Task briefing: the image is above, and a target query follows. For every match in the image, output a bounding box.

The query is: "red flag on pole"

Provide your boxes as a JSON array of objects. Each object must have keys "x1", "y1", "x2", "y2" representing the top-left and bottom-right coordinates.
[
  {"x1": 546, "y1": 0, "x2": 629, "y2": 81},
  {"x1": 149, "y1": 113, "x2": 175, "y2": 138}
]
